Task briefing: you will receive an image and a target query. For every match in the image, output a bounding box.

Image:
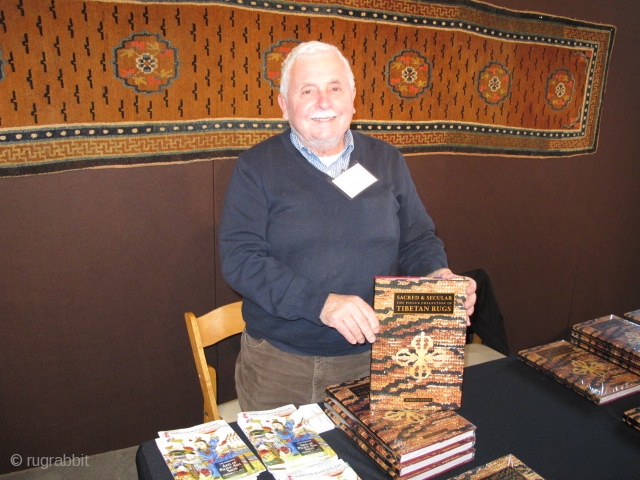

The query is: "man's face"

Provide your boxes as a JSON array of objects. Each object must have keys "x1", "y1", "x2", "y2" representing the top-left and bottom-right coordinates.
[{"x1": 278, "y1": 51, "x2": 356, "y2": 156}]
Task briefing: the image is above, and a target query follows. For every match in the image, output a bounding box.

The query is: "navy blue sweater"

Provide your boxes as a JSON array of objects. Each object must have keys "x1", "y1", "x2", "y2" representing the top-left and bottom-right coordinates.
[{"x1": 219, "y1": 129, "x2": 447, "y2": 356}]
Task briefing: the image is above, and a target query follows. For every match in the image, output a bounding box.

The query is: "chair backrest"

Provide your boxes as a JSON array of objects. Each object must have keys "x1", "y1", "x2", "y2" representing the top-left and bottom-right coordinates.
[{"x1": 184, "y1": 301, "x2": 244, "y2": 422}]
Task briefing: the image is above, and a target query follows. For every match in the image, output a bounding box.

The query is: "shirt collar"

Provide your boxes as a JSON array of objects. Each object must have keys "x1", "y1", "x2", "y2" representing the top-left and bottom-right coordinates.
[{"x1": 289, "y1": 129, "x2": 354, "y2": 166}]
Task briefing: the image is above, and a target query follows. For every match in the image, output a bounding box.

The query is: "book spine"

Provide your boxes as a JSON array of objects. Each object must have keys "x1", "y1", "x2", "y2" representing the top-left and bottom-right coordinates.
[
  {"x1": 324, "y1": 393, "x2": 398, "y2": 458},
  {"x1": 571, "y1": 316, "x2": 640, "y2": 358},
  {"x1": 326, "y1": 380, "x2": 476, "y2": 462},
  {"x1": 571, "y1": 329, "x2": 640, "y2": 362},
  {"x1": 323, "y1": 404, "x2": 399, "y2": 477},
  {"x1": 323, "y1": 401, "x2": 399, "y2": 462},
  {"x1": 623, "y1": 407, "x2": 640, "y2": 431},
  {"x1": 623, "y1": 310, "x2": 640, "y2": 325},
  {"x1": 570, "y1": 335, "x2": 640, "y2": 375},
  {"x1": 324, "y1": 405, "x2": 476, "y2": 480},
  {"x1": 517, "y1": 346, "x2": 602, "y2": 404},
  {"x1": 519, "y1": 341, "x2": 640, "y2": 405}
]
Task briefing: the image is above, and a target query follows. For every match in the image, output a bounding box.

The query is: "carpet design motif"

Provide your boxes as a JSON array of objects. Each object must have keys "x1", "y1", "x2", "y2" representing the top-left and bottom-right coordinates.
[
  {"x1": 114, "y1": 33, "x2": 180, "y2": 94},
  {"x1": 0, "y1": 0, "x2": 615, "y2": 176}
]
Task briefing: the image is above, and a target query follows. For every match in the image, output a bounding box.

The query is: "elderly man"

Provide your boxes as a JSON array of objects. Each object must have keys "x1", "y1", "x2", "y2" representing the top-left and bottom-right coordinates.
[{"x1": 219, "y1": 41, "x2": 476, "y2": 411}]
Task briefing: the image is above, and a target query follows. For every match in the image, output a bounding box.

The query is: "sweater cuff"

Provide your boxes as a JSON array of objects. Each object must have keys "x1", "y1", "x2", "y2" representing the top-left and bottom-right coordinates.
[{"x1": 298, "y1": 284, "x2": 330, "y2": 326}]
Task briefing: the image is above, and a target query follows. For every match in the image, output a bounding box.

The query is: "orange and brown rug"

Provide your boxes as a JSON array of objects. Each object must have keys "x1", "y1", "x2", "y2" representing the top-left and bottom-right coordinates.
[{"x1": 0, "y1": 0, "x2": 615, "y2": 176}]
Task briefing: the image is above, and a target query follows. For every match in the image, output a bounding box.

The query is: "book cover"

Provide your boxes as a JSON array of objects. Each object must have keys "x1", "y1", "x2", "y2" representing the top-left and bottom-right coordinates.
[
  {"x1": 623, "y1": 309, "x2": 640, "y2": 325},
  {"x1": 236, "y1": 404, "x2": 336, "y2": 472},
  {"x1": 323, "y1": 400, "x2": 396, "y2": 468},
  {"x1": 446, "y1": 454, "x2": 545, "y2": 479},
  {"x1": 155, "y1": 419, "x2": 266, "y2": 479},
  {"x1": 622, "y1": 406, "x2": 640, "y2": 432},
  {"x1": 326, "y1": 377, "x2": 475, "y2": 463},
  {"x1": 517, "y1": 340, "x2": 640, "y2": 405},
  {"x1": 370, "y1": 276, "x2": 469, "y2": 411}
]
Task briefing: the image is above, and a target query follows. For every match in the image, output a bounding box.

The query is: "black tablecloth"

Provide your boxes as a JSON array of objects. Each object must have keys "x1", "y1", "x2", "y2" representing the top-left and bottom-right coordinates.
[{"x1": 136, "y1": 356, "x2": 640, "y2": 479}]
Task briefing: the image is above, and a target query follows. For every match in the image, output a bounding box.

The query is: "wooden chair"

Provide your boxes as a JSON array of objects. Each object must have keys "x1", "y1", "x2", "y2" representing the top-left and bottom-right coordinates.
[{"x1": 185, "y1": 301, "x2": 244, "y2": 423}]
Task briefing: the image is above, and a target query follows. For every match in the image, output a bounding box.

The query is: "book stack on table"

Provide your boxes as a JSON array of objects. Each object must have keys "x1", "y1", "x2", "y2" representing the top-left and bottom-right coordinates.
[
  {"x1": 518, "y1": 311, "x2": 640, "y2": 405},
  {"x1": 623, "y1": 308, "x2": 640, "y2": 324},
  {"x1": 323, "y1": 377, "x2": 476, "y2": 480},
  {"x1": 322, "y1": 276, "x2": 476, "y2": 479},
  {"x1": 570, "y1": 314, "x2": 640, "y2": 375},
  {"x1": 446, "y1": 454, "x2": 544, "y2": 480},
  {"x1": 623, "y1": 406, "x2": 640, "y2": 432}
]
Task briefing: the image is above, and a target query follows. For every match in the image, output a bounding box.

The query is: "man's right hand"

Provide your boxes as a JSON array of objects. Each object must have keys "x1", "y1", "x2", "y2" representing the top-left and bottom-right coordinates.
[{"x1": 319, "y1": 293, "x2": 380, "y2": 344}]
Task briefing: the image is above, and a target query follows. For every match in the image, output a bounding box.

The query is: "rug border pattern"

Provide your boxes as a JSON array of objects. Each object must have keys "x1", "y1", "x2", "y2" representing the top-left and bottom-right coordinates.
[{"x1": 0, "y1": 0, "x2": 616, "y2": 176}]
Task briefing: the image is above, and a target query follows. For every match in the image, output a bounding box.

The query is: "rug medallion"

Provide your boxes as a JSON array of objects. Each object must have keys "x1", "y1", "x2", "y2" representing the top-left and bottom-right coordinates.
[{"x1": 0, "y1": 0, "x2": 615, "y2": 176}]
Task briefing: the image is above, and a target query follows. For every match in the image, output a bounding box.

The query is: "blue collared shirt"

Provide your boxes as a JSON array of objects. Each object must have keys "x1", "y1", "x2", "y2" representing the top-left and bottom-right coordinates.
[{"x1": 290, "y1": 129, "x2": 354, "y2": 178}]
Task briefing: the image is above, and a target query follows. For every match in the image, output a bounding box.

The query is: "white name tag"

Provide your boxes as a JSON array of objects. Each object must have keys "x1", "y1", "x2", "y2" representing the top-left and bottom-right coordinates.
[{"x1": 331, "y1": 163, "x2": 378, "y2": 199}]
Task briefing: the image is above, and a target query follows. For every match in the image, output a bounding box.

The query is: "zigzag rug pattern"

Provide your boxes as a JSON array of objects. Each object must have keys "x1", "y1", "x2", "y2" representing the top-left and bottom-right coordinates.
[{"x1": 0, "y1": 0, "x2": 615, "y2": 176}]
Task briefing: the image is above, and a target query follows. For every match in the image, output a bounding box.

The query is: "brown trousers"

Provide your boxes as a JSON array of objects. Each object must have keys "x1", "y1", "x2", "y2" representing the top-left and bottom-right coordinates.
[{"x1": 235, "y1": 331, "x2": 371, "y2": 411}]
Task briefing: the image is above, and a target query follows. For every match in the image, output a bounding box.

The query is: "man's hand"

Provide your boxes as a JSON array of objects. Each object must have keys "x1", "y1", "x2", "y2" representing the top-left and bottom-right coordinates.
[
  {"x1": 428, "y1": 268, "x2": 477, "y2": 322},
  {"x1": 320, "y1": 293, "x2": 380, "y2": 344}
]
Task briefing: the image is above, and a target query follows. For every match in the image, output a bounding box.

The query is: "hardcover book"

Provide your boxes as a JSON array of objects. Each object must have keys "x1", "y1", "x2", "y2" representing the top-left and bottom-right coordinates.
[
  {"x1": 568, "y1": 341, "x2": 640, "y2": 377},
  {"x1": 447, "y1": 454, "x2": 545, "y2": 479},
  {"x1": 325, "y1": 399, "x2": 475, "y2": 475},
  {"x1": 324, "y1": 398, "x2": 474, "y2": 477},
  {"x1": 622, "y1": 406, "x2": 640, "y2": 432},
  {"x1": 325, "y1": 407, "x2": 474, "y2": 480},
  {"x1": 155, "y1": 419, "x2": 266, "y2": 479},
  {"x1": 370, "y1": 276, "x2": 469, "y2": 411},
  {"x1": 570, "y1": 314, "x2": 640, "y2": 374},
  {"x1": 517, "y1": 340, "x2": 640, "y2": 405},
  {"x1": 623, "y1": 309, "x2": 640, "y2": 325},
  {"x1": 236, "y1": 404, "x2": 336, "y2": 473},
  {"x1": 325, "y1": 377, "x2": 476, "y2": 464}
]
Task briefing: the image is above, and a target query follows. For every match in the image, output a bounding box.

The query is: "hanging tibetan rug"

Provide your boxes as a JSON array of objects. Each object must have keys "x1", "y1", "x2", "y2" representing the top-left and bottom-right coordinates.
[{"x1": 0, "y1": 0, "x2": 615, "y2": 176}]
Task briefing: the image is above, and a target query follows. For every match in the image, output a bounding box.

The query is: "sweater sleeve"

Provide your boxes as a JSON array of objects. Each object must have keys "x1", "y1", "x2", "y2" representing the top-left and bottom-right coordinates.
[{"x1": 218, "y1": 154, "x2": 329, "y2": 324}]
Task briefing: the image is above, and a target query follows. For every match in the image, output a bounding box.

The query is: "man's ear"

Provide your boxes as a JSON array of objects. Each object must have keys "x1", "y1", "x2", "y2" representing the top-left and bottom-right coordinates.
[
  {"x1": 351, "y1": 88, "x2": 356, "y2": 114},
  {"x1": 277, "y1": 94, "x2": 289, "y2": 120}
]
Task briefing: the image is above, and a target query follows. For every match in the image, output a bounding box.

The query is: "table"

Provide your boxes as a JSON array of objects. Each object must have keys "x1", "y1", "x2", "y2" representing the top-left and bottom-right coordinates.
[{"x1": 136, "y1": 357, "x2": 640, "y2": 479}]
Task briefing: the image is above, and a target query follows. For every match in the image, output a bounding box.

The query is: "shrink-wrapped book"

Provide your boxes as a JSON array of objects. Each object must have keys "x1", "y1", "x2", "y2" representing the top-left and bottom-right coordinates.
[
  {"x1": 446, "y1": 454, "x2": 545, "y2": 479},
  {"x1": 518, "y1": 340, "x2": 640, "y2": 405},
  {"x1": 570, "y1": 314, "x2": 640, "y2": 375}
]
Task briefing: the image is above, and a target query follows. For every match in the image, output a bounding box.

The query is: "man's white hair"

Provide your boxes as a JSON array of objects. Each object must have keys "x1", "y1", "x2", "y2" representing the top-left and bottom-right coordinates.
[{"x1": 279, "y1": 41, "x2": 355, "y2": 97}]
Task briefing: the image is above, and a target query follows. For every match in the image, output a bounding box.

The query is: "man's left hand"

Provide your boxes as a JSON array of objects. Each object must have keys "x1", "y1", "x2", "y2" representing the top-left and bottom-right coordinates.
[{"x1": 427, "y1": 268, "x2": 477, "y2": 323}]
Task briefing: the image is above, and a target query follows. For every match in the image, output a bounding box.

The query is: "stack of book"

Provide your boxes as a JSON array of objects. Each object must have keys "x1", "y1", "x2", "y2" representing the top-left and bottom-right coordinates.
[
  {"x1": 236, "y1": 403, "x2": 359, "y2": 480},
  {"x1": 323, "y1": 377, "x2": 476, "y2": 480},
  {"x1": 155, "y1": 419, "x2": 266, "y2": 479},
  {"x1": 570, "y1": 314, "x2": 640, "y2": 375},
  {"x1": 623, "y1": 308, "x2": 640, "y2": 324},
  {"x1": 623, "y1": 406, "x2": 640, "y2": 432},
  {"x1": 518, "y1": 339, "x2": 640, "y2": 405},
  {"x1": 447, "y1": 454, "x2": 545, "y2": 479}
]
